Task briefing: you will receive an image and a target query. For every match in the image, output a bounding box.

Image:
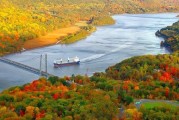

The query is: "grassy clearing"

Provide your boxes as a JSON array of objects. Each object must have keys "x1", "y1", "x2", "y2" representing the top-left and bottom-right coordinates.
[
  {"x1": 142, "y1": 102, "x2": 178, "y2": 110},
  {"x1": 23, "y1": 25, "x2": 81, "y2": 50}
]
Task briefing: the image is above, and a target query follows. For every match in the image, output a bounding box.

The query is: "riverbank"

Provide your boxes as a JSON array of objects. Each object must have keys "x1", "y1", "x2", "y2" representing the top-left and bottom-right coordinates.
[
  {"x1": 23, "y1": 26, "x2": 80, "y2": 50},
  {"x1": 155, "y1": 20, "x2": 179, "y2": 52},
  {"x1": 60, "y1": 26, "x2": 96, "y2": 44},
  {"x1": 23, "y1": 21, "x2": 89, "y2": 50},
  {"x1": 0, "y1": 21, "x2": 99, "y2": 56}
]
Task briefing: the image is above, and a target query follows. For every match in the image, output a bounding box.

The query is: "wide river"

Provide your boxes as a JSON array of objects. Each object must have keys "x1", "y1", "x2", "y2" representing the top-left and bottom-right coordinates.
[{"x1": 0, "y1": 13, "x2": 178, "y2": 91}]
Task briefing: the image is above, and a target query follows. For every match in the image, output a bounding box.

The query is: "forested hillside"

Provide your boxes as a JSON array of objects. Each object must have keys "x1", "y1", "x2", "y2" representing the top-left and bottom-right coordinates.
[
  {"x1": 106, "y1": 53, "x2": 179, "y2": 81},
  {"x1": 0, "y1": 53, "x2": 179, "y2": 119},
  {"x1": 0, "y1": 0, "x2": 179, "y2": 55}
]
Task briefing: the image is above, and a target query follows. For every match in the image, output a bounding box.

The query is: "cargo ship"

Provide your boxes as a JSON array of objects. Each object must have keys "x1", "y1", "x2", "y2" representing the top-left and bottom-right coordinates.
[{"x1": 54, "y1": 56, "x2": 80, "y2": 67}]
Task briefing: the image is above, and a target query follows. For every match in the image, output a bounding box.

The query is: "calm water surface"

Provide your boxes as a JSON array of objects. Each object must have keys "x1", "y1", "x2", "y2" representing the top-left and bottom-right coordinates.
[{"x1": 0, "y1": 13, "x2": 178, "y2": 91}]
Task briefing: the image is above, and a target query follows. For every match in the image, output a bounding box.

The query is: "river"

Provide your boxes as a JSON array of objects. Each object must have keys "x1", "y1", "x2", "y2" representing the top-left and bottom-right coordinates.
[{"x1": 0, "y1": 13, "x2": 178, "y2": 91}]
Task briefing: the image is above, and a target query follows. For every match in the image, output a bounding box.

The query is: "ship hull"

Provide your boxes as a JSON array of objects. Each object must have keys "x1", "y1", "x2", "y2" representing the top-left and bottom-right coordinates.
[{"x1": 54, "y1": 61, "x2": 80, "y2": 68}]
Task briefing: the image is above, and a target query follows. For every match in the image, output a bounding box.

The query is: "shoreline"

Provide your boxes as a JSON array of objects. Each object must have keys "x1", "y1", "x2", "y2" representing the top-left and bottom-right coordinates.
[
  {"x1": 155, "y1": 12, "x2": 179, "y2": 53},
  {"x1": 23, "y1": 26, "x2": 81, "y2": 50},
  {"x1": 17, "y1": 22, "x2": 101, "y2": 51},
  {"x1": 2, "y1": 22, "x2": 113, "y2": 57}
]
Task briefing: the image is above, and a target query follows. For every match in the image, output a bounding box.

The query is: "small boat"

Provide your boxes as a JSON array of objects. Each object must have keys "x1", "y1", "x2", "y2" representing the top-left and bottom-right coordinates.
[{"x1": 54, "y1": 56, "x2": 80, "y2": 67}]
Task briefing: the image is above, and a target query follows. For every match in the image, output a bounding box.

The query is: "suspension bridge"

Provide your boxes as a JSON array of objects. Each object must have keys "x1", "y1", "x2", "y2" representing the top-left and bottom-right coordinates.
[
  {"x1": 0, "y1": 54, "x2": 90, "y2": 86},
  {"x1": 0, "y1": 56, "x2": 53, "y2": 77},
  {"x1": 0, "y1": 56, "x2": 82, "y2": 85}
]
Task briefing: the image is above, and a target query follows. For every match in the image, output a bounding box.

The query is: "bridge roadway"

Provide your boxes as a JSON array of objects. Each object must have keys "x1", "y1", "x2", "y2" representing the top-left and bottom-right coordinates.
[{"x1": 0, "y1": 57, "x2": 53, "y2": 77}]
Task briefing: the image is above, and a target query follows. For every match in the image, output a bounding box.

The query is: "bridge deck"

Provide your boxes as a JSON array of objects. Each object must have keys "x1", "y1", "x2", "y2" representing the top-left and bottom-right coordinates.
[{"x1": 0, "y1": 57, "x2": 52, "y2": 77}]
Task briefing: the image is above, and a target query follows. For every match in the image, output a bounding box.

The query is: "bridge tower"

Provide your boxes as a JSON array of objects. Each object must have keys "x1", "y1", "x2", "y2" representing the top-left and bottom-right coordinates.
[{"x1": 39, "y1": 54, "x2": 48, "y2": 78}]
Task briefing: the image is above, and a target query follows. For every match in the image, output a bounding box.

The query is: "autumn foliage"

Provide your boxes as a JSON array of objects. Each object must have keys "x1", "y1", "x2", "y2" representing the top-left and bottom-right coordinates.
[
  {"x1": 0, "y1": 51, "x2": 179, "y2": 119},
  {"x1": 0, "y1": 76, "x2": 118, "y2": 119}
]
